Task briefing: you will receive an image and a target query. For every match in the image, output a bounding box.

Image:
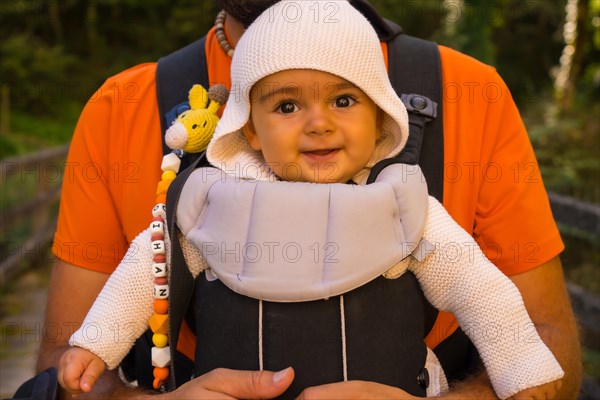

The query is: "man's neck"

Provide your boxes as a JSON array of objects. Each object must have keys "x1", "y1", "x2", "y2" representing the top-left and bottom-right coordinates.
[{"x1": 224, "y1": 13, "x2": 245, "y2": 48}]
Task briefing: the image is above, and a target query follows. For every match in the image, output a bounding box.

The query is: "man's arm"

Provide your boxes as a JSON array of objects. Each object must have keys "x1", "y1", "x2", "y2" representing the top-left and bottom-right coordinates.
[
  {"x1": 36, "y1": 259, "x2": 133, "y2": 399},
  {"x1": 297, "y1": 256, "x2": 581, "y2": 399},
  {"x1": 37, "y1": 260, "x2": 108, "y2": 374},
  {"x1": 37, "y1": 259, "x2": 295, "y2": 399},
  {"x1": 445, "y1": 256, "x2": 581, "y2": 399},
  {"x1": 509, "y1": 256, "x2": 582, "y2": 399}
]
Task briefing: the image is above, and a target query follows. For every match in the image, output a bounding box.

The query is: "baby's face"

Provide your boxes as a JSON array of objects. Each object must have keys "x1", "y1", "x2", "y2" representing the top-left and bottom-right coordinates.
[{"x1": 243, "y1": 69, "x2": 382, "y2": 183}]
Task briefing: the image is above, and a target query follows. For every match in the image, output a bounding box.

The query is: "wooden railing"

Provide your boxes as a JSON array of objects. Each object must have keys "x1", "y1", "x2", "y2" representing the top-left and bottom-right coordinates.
[
  {"x1": 0, "y1": 144, "x2": 69, "y2": 285},
  {"x1": 547, "y1": 193, "x2": 600, "y2": 342}
]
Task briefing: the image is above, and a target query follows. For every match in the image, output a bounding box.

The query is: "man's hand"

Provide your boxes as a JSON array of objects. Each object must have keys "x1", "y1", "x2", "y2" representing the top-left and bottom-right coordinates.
[
  {"x1": 169, "y1": 367, "x2": 294, "y2": 399},
  {"x1": 509, "y1": 379, "x2": 562, "y2": 400},
  {"x1": 297, "y1": 380, "x2": 420, "y2": 400},
  {"x1": 510, "y1": 256, "x2": 582, "y2": 399}
]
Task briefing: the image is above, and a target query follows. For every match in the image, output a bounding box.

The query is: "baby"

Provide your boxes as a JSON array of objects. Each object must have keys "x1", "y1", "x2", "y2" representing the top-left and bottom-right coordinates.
[{"x1": 59, "y1": 1, "x2": 563, "y2": 399}]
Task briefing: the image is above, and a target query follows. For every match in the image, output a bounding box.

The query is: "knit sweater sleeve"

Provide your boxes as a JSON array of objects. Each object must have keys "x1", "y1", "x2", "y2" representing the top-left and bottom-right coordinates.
[
  {"x1": 69, "y1": 229, "x2": 156, "y2": 370},
  {"x1": 408, "y1": 196, "x2": 563, "y2": 399}
]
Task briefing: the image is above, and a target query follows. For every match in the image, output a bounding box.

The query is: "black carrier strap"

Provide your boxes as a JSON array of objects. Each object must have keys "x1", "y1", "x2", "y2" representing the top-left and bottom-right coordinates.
[
  {"x1": 156, "y1": 36, "x2": 210, "y2": 170},
  {"x1": 155, "y1": 1, "x2": 475, "y2": 391},
  {"x1": 368, "y1": 33, "x2": 444, "y2": 203},
  {"x1": 165, "y1": 155, "x2": 207, "y2": 389}
]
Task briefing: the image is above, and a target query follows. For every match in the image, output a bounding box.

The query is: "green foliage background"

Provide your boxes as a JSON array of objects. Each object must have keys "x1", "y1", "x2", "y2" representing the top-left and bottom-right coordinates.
[{"x1": 1, "y1": 0, "x2": 598, "y2": 199}]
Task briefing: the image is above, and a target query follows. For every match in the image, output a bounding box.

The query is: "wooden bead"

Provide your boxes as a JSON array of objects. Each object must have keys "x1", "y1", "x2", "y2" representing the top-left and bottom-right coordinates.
[
  {"x1": 154, "y1": 299, "x2": 169, "y2": 314},
  {"x1": 151, "y1": 240, "x2": 165, "y2": 255},
  {"x1": 152, "y1": 203, "x2": 167, "y2": 219},
  {"x1": 151, "y1": 346, "x2": 171, "y2": 368},
  {"x1": 154, "y1": 277, "x2": 168, "y2": 285},
  {"x1": 151, "y1": 233, "x2": 164, "y2": 242},
  {"x1": 153, "y1": 255, "x2": 166, "y2": 263},
  {"x1": 153, "y1": 284, "x2": 169, "y2": 299},
  {"x1": 149, "y1": 313, "x2": 169, "y2": 334},
  {"x1": 152, "y1": 262, "x2": 167, "y2": 278},
  {"x1": 162, "y1": 170, "x2": 177, "y2": 182},
  {"x1": 161, "y1": 153, "x2": 181, "y2": 173},
  {"x1": 153, "y1": 333, "x2": 169, "y2": 347}
]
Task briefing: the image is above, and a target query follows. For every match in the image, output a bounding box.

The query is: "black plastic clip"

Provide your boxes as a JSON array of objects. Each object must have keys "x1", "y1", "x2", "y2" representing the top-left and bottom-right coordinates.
[{"x1": 401, "y1": 94, "x2": 438, "y2": 121}]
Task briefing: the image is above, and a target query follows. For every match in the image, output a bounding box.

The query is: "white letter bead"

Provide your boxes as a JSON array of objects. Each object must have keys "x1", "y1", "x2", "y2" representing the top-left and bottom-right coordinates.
[
  {"x1": 152, "y1": 240, "x2": 165, "y2": 255},
  {"x1": 152, "y1": 263, "x2": 168, "y2": 277},
  {"x1": 152, "y1": 203, "x2": 167, "y2": 219},
  {"x1": 151, "y1": 346, "x2": 171, "y2": 368},
  {"x1": 150, "y1": 221, "x2": 164, "y2": 234},
  {"x1": 153, "y1": 284, "x2": 169, "y2": 299},
  {"x1": 161, "y1": 153, "x2": 181, "y2": 173}
]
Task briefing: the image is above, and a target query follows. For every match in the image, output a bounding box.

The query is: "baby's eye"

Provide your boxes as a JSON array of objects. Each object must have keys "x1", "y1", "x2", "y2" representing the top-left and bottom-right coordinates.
[
  {"x1": 334, "y1": 95, "x2": 356, "y2": 108},
  {"x1": 277, "y1": 102, "x2": 298, "y2": 114}
]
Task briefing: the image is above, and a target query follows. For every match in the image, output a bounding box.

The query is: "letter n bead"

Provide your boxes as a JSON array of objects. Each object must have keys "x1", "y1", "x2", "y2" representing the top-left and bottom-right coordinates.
[{"x1": 153, "y1": 284, "x2": 169, "y2": 299}]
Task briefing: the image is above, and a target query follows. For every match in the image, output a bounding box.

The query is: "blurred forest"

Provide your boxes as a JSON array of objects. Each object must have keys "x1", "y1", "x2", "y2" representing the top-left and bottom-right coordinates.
[{"x1": 1, "y1": 0, "x2": 598, "y2": 201}]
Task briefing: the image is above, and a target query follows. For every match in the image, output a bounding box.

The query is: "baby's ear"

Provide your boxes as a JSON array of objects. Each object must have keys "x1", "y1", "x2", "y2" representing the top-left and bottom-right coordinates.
[{"x1": 242, "y1": 120, "x2": 262, "y2": 151}]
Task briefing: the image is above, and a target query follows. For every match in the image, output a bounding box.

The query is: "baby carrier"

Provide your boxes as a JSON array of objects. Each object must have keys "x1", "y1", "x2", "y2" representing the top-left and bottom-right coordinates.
[{"x1": 124, "y1": 0, "x2": 479, "y2": 397}]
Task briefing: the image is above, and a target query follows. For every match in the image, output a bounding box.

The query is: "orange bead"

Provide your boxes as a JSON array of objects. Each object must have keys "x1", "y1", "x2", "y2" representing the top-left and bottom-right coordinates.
[
  {"x1": 148, "y1": 313, "x2": 169, "y2": 334},
  {"x1": 154, "y1": 367, "x2": 170, "y2": 380},
  {"x1": 154, "y1": 299, "x2": 169, "y2": 314},
  {"x1": 156, "y1": 193, "x2": 167, "y2": 204},
  {"x1": 153, "y1": 367, "x2": 170, "y2": 389},
  {"x1": 156, "y1": 180, "x2": 170, "y2": 195}
]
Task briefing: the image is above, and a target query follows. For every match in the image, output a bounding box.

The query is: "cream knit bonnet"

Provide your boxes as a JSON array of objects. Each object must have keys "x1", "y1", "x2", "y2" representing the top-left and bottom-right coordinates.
[{"x1": 207, "y1": 0, "x2": 410, "y2": 183}]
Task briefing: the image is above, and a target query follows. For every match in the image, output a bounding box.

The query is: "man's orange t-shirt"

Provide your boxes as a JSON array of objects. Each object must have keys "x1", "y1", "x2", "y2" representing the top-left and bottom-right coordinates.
[{"x1": 53, "y1": 27, "x2": 564, "y2": 359}]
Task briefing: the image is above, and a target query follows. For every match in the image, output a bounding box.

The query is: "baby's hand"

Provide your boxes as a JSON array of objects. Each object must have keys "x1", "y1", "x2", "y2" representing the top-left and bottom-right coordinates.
[
  {"x1": 509, "y1": 379, "x2": 562, "y2": 400},
  {"x1": 58, "y1": 346, "x2": 107, "y2": 394}
]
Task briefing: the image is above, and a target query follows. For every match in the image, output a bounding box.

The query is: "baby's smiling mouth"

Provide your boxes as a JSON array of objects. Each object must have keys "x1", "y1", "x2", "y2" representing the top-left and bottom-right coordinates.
[
  {"x1": 305, "y1": 149, "x2": 337, "y2": 156},
  {"x1": 301, "y1": 148, "x2": 340, "y2": 162}
]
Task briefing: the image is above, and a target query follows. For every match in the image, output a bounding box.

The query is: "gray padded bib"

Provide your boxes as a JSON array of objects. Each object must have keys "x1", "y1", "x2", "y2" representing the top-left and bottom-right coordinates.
[{"x1": 176, "y1": 164, "x2": 428, "y2": 302}]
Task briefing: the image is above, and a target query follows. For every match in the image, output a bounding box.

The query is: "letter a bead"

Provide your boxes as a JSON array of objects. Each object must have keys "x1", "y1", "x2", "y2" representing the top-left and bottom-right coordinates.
[{"x1": 152, "y1": 263, "x2": 167, "y2": 277}]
